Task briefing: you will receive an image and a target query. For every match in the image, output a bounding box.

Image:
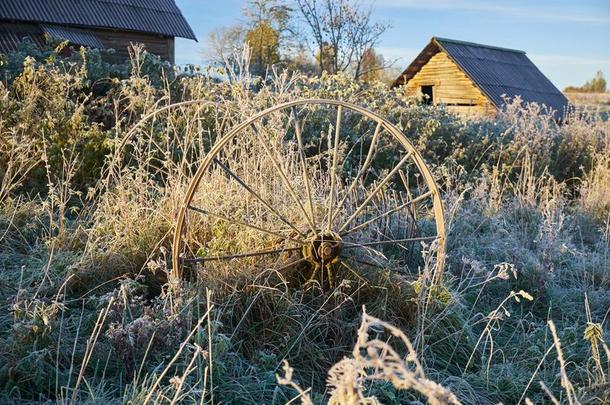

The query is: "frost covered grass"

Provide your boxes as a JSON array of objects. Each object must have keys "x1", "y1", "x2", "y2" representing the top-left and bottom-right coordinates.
[{"x1": 0, "y1": 46, "x2": 609, "y2": 404}]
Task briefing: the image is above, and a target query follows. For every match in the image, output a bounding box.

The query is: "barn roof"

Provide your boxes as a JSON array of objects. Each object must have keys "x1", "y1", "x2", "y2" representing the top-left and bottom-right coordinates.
[
  {"x1": 393, "y1": 37, "x2": 568, "y2": 118},
  {"x1": 0, "y1": 0, "x2": 196, "y2": 40}
]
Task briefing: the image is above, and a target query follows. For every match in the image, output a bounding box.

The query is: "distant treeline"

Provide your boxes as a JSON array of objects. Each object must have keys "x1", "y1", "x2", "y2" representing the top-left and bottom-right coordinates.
[{"x1": 564, "y1": 70, "x2": 607, "y2": 93}]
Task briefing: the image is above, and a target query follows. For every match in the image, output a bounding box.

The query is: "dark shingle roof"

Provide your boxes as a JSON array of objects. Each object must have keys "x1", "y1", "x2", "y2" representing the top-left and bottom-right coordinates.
[
  {"x1": 0, "y1": 23, "x2": 46, "y2": 50},
  {"x1": 0, "y1": 22, "x2": 107, "y2": 53},
  {"x1": 0, "y1": 0, "x2": 196, "y2": 40},
  {"x1": 393, "y1": 37, "x2": 568, "y2": 119},
  {"x1": 41, "y1": 24, "x2": 104, "y2": 48}
]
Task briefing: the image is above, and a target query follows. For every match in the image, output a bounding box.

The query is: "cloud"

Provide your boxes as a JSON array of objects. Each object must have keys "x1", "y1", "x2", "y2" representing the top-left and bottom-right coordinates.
[{"x1": 375, "y1": 0, "x2": 610, "y2": 24}]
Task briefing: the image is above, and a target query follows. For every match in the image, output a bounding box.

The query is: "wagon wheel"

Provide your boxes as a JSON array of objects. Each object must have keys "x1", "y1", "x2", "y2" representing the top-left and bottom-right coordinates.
[{"x1": 172, "y1": 99, "x2": 446, "y2": 287}]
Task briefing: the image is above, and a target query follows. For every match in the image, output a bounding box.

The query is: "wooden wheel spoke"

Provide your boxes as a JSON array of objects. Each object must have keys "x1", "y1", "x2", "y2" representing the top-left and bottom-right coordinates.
[
  {"x1": 291, "y1": 107, "x2": 316, "y2": 229},
  {"x1": 340, "y1": 256, "x2": 385, "y2": 270},
  {"x1": 341, "y1": 190, "x2": 432, "y2": 236},
  {"x1": 276, "y1": 257, "x2": 307, "y2": 272},
  {"x1": 212, "y1": 157, "x2": 305, "y2": 238},
  {"x1": 342, "y1": 235, "x2": 438, "y2": 249},
  {"x1": 187, "y1": 205, "x2": 305, "y2": 245},
  {"x1": 338, "y1": 260, "x2": 371, "y2": 283},
  {"x1": 182, "y1": 246, "x2": 301, "y2": 263},
  {"x1": 338, "y1": 152, "x2": 413, "y2": 233},
  {"x1": 250, "y1": 123, "x2": 317, "y2": 234},
  {"x1": 326, "y1": 105, "x2": 342, "y2": 231},
  {"x1": 330, "y1": 120, "x2": 383, "y2": 226}
]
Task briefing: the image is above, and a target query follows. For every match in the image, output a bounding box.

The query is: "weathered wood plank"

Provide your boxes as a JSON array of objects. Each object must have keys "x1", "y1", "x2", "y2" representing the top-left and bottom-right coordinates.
[
  {"x1": 402, "y1": 51, "x2": 496, "y2": 116},
  {"x1": 95, "y1": 29, "x2": 175, "y2": 63}
]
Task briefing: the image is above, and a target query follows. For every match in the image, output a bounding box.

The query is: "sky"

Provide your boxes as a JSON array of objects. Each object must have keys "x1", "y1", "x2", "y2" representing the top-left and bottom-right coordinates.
[{"x1": 174, "y1": 0, "x2": 610, "y2": 89}]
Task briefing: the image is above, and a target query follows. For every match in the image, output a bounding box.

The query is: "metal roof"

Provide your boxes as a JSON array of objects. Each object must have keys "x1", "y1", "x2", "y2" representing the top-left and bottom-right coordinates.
[
  {"x1": 393, "y1": 37, "x2": 568, "y2": 119},
  {"x1": 0, "y1": 22, "x2": 106, "y2": 53},
  {"x1": 0, "y1": 0, "x2": 196, "y2": 40},
  {"x1": 0, "y1": 23, "x2": 46, "y2": 51},
  {"x1": 41, "y1": 24, "x2": 104, "y2": 48}
]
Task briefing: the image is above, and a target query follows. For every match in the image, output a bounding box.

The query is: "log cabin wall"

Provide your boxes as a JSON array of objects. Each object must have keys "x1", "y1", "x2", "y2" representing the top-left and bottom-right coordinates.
[
  {"x1": 403, "y1": 51, "x2": 497, "y2": 116},
  {"x1": 394, "y1": 37, "x2": 568, "y2": 120},
  {"x1": 94, "y1": 29, "x2": 175, "y2": 63}
]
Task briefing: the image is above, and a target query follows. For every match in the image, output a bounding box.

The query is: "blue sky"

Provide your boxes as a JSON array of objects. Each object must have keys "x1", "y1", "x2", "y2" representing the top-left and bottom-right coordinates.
[{"x1": 174, "y1": 0, "x2": 610, "y2": 89}]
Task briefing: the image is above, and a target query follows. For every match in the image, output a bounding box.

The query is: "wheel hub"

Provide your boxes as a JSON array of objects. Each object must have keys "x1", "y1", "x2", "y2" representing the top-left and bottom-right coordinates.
[{"x1": 303, "y1": 230, "x2": 343, "y2": 266}]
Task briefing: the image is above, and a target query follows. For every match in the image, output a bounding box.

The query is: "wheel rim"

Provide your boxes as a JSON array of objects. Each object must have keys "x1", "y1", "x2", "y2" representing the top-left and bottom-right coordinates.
[{"x1": 172, "y1": 99, "x2": 446, "y2": 285}]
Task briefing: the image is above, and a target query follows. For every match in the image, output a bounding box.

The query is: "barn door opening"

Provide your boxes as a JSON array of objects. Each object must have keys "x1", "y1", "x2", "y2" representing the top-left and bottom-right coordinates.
[{"x1": 421, "y1": 85, "x2": 434, "y2": 105}]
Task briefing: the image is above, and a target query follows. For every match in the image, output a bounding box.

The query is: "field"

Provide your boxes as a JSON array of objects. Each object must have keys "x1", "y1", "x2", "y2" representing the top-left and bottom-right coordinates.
[
  {"x1": 565, "y1": 91, "x2": 610, "y2": 114},
  {"x1": 1, "y1": 48, "x2": 609, "y2": 404}
]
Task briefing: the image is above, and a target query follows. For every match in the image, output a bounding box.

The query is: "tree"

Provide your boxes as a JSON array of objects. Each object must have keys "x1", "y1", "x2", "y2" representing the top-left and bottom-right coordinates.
[
  {"x1": 583, "y1": 70, "x2": 607, "y2": 93},
  {"x1": 315, "y1": 43, "x2": 336, "y2": 74},
  {"x1": 206, "y1": 1, "x2": 294, "y2": 77},
  {"x1": 206, "y1": 26, "x2": 246, "y2": 74},
  {"x1": 243, "y1": 0, "x2": 294, "y2": 75},
  {"x1": 246, "y1": 21, "x2": 280, "y2": 75},
  {"x1": 358, "y1": 47, "x2": 384, "y2": 83},
  {"x1": 243, "y1": 0, "x2": 292, "y2": 38},
  {"x1": 295, "y1": 0, "x2": 390, "y2": 77},
  {"x1": 564, "y1": 70, "x2": 607, "y2": 93},
  {"x1": 286, "y1": 46, "x2": 318, "y2": 75}
]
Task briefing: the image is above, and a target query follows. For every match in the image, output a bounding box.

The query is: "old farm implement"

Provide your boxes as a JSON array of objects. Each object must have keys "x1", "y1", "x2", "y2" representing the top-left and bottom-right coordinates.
[{"x1": 172, "y1": 100, "x2": 446, "y2": 286}]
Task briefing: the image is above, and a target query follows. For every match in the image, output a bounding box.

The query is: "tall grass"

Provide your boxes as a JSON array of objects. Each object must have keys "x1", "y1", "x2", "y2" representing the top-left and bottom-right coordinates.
[{"x1": 0, "y1": 46, "x2": 609, "y2": 403}]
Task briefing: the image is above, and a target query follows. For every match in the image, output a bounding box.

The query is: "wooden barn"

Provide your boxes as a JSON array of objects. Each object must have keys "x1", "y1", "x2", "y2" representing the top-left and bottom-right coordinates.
[
  {"x1": 0, "y1": 0, "x2": 196, "y2": 63},
  {"x1": 392, "y1": 37, "x2": 568, "y2": 119}
]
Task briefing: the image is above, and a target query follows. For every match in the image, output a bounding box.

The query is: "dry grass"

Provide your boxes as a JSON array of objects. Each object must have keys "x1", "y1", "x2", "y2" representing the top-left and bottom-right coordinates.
[
  {"x1": 566, "y1": 91, "x2": 610, "y2": 106},
  {"x1": 0, "y1": 46, "x2": 609, "y2": 404},
  {"x1": 565, "y1": 92, "x2": 610, "y2": 114}
]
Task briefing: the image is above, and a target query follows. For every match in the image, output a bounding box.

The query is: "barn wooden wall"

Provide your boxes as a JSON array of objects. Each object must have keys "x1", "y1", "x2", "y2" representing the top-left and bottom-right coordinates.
[
  {"x1": 95, "y1": 29, "x2": 175, "y2": 63},
  {"x1": 403, "y1": 52, "x2": 496, "y2": 116}
]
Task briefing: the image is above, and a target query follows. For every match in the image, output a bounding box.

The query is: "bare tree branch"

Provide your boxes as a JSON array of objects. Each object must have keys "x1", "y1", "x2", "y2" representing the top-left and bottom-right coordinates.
[{"x1": 294, "y1": 0, "x2": 390, "y2": 78}]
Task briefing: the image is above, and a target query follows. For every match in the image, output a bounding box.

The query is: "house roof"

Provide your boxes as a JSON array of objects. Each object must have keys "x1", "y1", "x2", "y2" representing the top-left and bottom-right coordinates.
[
  {"x1": 0, "y1": 0, "x2": 196, "y2": 40},
  {"x1": 393, "y1": 37, "x2": 568, "y2": 118},
  {"x1": 0, "y1": 22, "x2": 114, "y2": 53},
  {"x1": 0, "y1": 23, "x2": 47, "y2": 51},
  {"x1": 41, "y1": 24, "x2": 105, "y2": 48}
]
